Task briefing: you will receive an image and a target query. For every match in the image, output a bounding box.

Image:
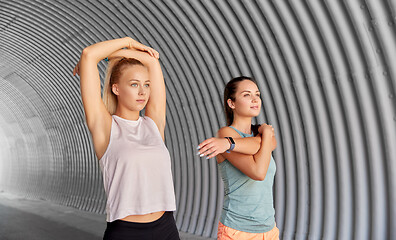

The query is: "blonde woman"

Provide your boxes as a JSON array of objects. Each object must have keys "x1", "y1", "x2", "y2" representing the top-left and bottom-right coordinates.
[{"x1": 73, "y1": 37, "x2": 179, "y2": 240}]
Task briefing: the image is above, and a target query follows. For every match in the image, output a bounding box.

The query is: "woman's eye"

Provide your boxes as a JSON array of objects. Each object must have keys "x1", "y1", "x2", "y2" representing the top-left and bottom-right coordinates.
[
  {"x1": 244, "y1": 94, "x2": 250, "y2": 97},
  {"x1": 131, "y1": 83, "x2": 138, "y2": 87},
  {"x1": 144, "y1": 84, "x2": 150, "y2": 88},
  {"x1": 256, "y1": 94, "x2": 260, "y2": 97}
]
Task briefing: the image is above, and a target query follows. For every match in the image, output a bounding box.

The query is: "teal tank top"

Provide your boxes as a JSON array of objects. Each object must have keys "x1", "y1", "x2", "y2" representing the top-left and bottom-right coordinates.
[{"x1": 218, "y1": 126, "x2": 276, "y2": 233}]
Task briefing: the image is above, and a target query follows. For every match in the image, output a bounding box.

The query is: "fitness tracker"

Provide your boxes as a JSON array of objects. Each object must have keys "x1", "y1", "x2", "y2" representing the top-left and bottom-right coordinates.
[{"x1": 225, "y1": 137, "x2": 235, "y2": 153}]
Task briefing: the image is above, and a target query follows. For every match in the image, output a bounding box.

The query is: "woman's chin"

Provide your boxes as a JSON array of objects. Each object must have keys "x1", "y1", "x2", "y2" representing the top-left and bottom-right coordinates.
[
  {"x1": 249, "y1": 110, "x2": 261, "y2": 117},
  {"x1": 241, "y1": 112, "x2": 260, "y2": 118},
  {"x1": 128, "y1": 105, "x2": 146, "y2": 112}
]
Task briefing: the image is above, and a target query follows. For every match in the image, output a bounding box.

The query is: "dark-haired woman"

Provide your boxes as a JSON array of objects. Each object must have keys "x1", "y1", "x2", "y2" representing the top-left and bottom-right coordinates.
[
  {"x1": 73, "y1": 37, "x2": 179, "y2": 240},
  {"x1": 198, "y1": 77, "x2": 279, "y2": 240}
]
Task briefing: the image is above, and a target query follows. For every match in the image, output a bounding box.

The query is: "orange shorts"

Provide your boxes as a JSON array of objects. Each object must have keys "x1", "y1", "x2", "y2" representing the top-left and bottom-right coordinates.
[{"x1": 217, "y1": 221, "x2": 279, "y2": 240}]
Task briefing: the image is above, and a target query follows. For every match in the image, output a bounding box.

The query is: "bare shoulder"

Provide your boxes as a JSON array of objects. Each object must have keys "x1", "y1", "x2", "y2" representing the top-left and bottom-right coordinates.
[{"x1": 217, "y1": 126, "x2": 242, "y2": 138}]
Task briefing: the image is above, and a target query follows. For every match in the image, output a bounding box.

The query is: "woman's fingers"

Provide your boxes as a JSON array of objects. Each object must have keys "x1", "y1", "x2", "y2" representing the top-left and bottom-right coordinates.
[
  {"x1": 198, "y1": 143, "x2": 215, "y2": 156},
  {"x1": 207, "y1": 152, "x2": 219, "y2": 159},
  {"x1": 73, "y1": 65, "x2": 78, "y2": 76},
  {"x1": 141, "y1": 46, "x2": 159, "y2": 59},
  {"x1": 151, "y1": 49, "x2": 157, "y2": 59},
  {"x1": 73, "y1": 60, "x2": 81, "y2": 76},
  {"x1": 146, "y1": 47, "x2": 159, "y2": 59},
  {"x1": 137, "y1": 45, "x2": 159, "y2": 59},
  {"x1": 152, "y1": 49, "x2": 159, "y2": 59},
  {"x1": 206, "y1": 148, "x2": 221, "y2": 159},
  {"x1": 128, "y1": 38, "x2": 159, "y2": 58},
  {"x1": 203, "y1": 148, "x2": 219, "y2": 159},
  {"x1": 197, "y1": 138, "x2": 214, "y2": 150},
  {"x1": 144, "y1": 48, "x2": 153, "y2": 57},
  {"x1": 197, "y1": 138, "x2": 224, "y2": 159}
]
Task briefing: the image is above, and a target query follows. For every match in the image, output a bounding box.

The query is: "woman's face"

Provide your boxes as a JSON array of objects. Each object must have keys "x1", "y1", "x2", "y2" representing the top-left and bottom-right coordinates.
[
  {"x1": 228, "y1": 80, "x2": 261, "y2": 118},
  {"x1": 112, "y1": 65, "x2": 150, "y2": 111}
]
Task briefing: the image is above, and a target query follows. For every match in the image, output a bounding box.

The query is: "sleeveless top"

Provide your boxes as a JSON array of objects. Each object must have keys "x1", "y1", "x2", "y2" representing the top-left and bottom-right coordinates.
[
  {"x1": 218, "y1": 126, "x2": 276, "y2": 233},
  {"x1": 99, "y1": 115, "x2": 176, "y2": 222}
]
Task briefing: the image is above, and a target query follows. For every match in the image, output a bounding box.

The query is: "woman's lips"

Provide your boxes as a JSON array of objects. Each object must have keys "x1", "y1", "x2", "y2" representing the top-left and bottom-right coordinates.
[
  {"x1": 251, "y1": 106, "x2": 259, "y2": 109},
  {"x1": 136, "y1": 100, "x2": 145, "y2": 103}
]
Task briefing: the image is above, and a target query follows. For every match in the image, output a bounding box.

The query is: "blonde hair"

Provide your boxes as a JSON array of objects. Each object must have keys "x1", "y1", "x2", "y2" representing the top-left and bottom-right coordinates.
[{"x1": 102, "y1": 57, "x2": 144, "y2": 115}]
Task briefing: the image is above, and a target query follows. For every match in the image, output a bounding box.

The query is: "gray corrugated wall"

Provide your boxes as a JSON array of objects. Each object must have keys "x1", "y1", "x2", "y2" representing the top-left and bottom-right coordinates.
[{"x1": 0, "y1": 0, "x2": 395, "y2": 239}]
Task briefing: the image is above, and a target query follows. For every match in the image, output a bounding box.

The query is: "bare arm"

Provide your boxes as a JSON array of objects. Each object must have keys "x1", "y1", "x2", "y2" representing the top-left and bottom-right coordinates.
[
  {"x1": 77, "y1": 38, "x2": 131, "y2": 128},
  {"x1": 234, "y1": 134, "x2": 276, "y2": 154},
  {"x1": 74, "y1": 38, "x2": 132, "y2": 159},
  {"x1": 216, "y1": 126, "x2": 274, "y2": 181},
  {"x1": 73, "y1": 37, "x2": 158, "y2": 159},
  {"x1": 197, "y1": 125, "x2": 277, "y2": 158}
]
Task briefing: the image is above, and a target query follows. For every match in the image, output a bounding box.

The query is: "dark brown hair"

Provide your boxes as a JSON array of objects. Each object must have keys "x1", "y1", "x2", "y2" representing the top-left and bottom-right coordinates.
[{"x1": 224, "y1": 76, "x2": 260, "y2": 136}]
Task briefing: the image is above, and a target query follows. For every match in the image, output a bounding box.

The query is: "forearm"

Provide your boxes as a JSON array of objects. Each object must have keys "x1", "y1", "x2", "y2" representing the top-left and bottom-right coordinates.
[
  {"x1": 108, "y1": 49, "x2": 156, "y2": 65},
  {"x1": 229, "y1": 135, "x2": 276, "y2": 155},
  {"x1": 232, "y1": 135, "x2": 262, "y2": 155},
  {"x1": 252, "y1": 136, "x2": 273, "y2": 180},
  {"x1": 82, "y1": 37, "x2": 131, "y2": 63}
]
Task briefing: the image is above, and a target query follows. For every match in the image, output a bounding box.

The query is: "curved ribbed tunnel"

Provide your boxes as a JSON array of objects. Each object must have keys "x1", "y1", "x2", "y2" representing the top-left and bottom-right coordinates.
[{"x1": 0, "y1": 1, "x2": 395, "y2": 239}]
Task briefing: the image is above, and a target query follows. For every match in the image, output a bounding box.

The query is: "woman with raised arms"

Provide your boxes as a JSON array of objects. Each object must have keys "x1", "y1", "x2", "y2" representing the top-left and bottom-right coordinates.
[{"x1": 73, "y1": 37, "x2": 179, "y2": 240}]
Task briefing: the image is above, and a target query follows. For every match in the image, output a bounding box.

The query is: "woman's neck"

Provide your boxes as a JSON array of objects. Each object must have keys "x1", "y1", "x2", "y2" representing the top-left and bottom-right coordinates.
[
  {"x1": 231, "y1": 115, "x2": 252, "y2": 134},
  {"x1": 114, "y1": 107, "x2": 140, "y2": 121}
]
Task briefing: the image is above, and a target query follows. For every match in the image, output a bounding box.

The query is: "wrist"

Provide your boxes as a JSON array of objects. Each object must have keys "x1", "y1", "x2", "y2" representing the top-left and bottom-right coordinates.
[
  {"x1": 124, "y1": 37, "x2": 134, "y2": 48},
  {"x1": 225, "y1": 137, "x2": 235, "y2": 153},
  {"x1": 261, "y1": 135, "x2": 272, "y2": 145},
  {"x1": 224, "y1": 138, "x2": 230, "y2": 148},
  {"x1": 261, "y1": 133, "x2": 271, "y2": 140}
]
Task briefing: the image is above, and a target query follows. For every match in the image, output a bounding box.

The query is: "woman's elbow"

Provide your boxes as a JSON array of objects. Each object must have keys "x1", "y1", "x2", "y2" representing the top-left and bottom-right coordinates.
[
  {"x1": 81, "y1": 47, "x2": 94, "y2": 60},
  {"x1": 247, "y1": 173, "x2": 262, "y2": 181},
  {"x1": 252, "y1": 170, "x2": 267, "y2": 181},
  {"x1": 82, "y1": 47, "x2": 90, "y2": 56},
  {"x1": 80, "y1": 48, "x2": 97, "y2": 64},
  {"x1": 253, "y1": 175, "x2": 266, "y2": 181}
]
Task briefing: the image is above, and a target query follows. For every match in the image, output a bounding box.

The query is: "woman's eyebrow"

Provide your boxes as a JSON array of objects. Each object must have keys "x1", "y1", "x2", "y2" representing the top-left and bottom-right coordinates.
[
  {"x1": 240, "y1": 90, "x2": 260, "y2": 93},
  {"x1": 128, "y1": 79, "x2": 151, "y2": 82}
]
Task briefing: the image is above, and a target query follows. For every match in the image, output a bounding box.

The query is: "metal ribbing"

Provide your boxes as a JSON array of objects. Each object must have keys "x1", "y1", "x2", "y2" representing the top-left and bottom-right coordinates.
[{"x1": 0, "y1": 1, "x2": 395, "y2": 239}]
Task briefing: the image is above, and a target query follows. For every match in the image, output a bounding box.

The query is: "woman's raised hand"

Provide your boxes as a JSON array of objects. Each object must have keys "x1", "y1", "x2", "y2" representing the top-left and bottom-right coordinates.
[
  {"x1": 197, "y1": 137, "x2": 231, "y2": 159},
  {"x1": 258, "y1": 124, "x2": 275, "y2": 139},
  {"x1": 73, "y1": 59, "x2": 81, "y2": 76},
  {"x1": 127, "y1": 37, "x2": 159, "y2": 59}
]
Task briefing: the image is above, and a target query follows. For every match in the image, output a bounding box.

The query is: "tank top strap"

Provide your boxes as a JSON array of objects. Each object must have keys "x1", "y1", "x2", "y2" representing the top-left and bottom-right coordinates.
[{"x1": 228, "y1": 125, "x2": 253, "y2": 138}]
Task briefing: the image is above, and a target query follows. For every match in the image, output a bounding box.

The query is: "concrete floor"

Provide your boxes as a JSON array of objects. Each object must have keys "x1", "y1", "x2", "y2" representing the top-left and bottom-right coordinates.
[{"x1": 0, "y1": 191, "x2": 213, "y2": 240}]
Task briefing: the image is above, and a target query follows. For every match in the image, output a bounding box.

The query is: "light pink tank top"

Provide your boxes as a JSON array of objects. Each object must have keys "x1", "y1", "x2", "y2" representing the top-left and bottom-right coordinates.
[{"x1": 99, "y1": 115, "x2": 176, "y2": 222}]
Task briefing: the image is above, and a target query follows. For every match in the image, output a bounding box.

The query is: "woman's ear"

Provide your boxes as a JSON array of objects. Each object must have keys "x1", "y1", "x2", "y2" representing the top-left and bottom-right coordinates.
[
  {"x1": 227, "y1": 99, "x2": 235, "y2": 109},
  {"x1": 112, "y1": 83, "x2": 119, "y2": 96}
]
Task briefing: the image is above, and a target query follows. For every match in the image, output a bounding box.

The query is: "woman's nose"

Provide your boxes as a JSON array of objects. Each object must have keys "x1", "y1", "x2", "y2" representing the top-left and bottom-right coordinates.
[
  {"x1": 138, "y1": 88, "x2": 146, "y2": 95},
  {"x1": 139, "y1": 87, "x2": 146, "y2": 95}
]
